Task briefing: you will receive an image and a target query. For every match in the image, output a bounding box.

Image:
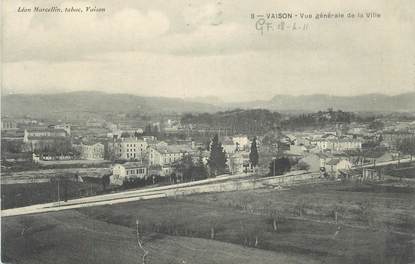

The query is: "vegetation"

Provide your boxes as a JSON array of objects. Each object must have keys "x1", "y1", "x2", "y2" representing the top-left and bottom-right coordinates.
[
  {"x1": 1, "y1": 178, "x2": 106, "y2": 209},
  {"x1": 172, "y1": 153, "x2": 208, "y2": 182},
  {"x1": 396, "y1": 137, "x2": 415, "y2": 160},
  {"x1": 297, "y1": 161, "x2": 310, "y2": 171},
  {"x1": 181, "y1": 109, "x2": 282, "y2": 134},
  {"x1": 3, "y1": 179, "x2": 415, "y2": 264},
  {"x1": 249, "y1": 137, "x2": 259, "y2": 169},
  {"x1": 208, "y1": 134, "x2": 227, "y2": 176},
  {"x1": 368, "y1": 120, "x2": 385, "y2": 130},
  {"x1": 122, "y1": 176, "x2": 167, "y2": 188},
  {"x1": 268, "y1": 157, "x2": 291, "y2": 176},
  {"x1": 281, "y1": 109, "x2": 373, "y2": 130},
  {"x1": 71, "y1": 181, "x2": 415, "y2": 264},
  {"x1": 1, "y1": 140, "x2": 24, "y2": 153}
]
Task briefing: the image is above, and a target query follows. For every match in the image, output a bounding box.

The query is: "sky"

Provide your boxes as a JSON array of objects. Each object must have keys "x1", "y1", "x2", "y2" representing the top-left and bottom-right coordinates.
[{"x1": 2, "y1": 0, "x2": 415, "y2": 101}]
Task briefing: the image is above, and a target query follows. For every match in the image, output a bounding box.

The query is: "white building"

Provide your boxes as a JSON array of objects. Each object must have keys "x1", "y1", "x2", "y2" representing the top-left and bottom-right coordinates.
[
  {"x1": 324, "y1": 158, "x2": 352, "y2": 178},
  {"x1": 222, "y1": 138, "x2": 237, "y2": 154},
  {"x1": 51, "y1": 124, "x2": 71, "y2": 135},
  {"x1": 232, "y1": 136, "x2": 251, "y2": 150},
  {"x1": 110, "y1": 162, "x2": 147, "y2": 185},
  {"x1": 228, "y1": 151, "x2": 250, "y2": 174},
  {"x1": 77, "y1": 143, "x2": 104, "y2": 160},
  {"x1": 148, "y1": 145, "x2": 194, "y2": 166},
  {"x1": 311, "y1": 136, "x2": 362, "y2": 152},
  {"x1": 111, "y1": 137, "x2": 148, "y2": 160},
  {"x1": 286, "y1": 144, "x2": 307, "y2": 156}
]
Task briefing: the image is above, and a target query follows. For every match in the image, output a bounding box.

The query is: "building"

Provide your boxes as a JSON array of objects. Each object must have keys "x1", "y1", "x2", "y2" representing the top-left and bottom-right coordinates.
[
  {"x1": 24, "y1": 128, "x2": 68, "y2": 140},
  {"x1": 324, "y1": 158, "x2": 352, "y2": 178},
  {"x1": 311, "y1": 135, "x2": 362, "y2": 152},
  {"x1": 222, "y1": 138, "x2": 237, "y2": 154},
  {"x1": 148, "y1": 145, "x2": 194, "y2": 166},
  {"x1": 76, "y1": 142, "x2": 105, "y2": 160},
  {"x1": 228, "y1": 151, "x2": 251, "y2": 174},
  {"x1": 110, "y1": 162, "x2": 148, "y2": 185},
  {"x1": 110, "y1": 137, "x2": 148, "y2": 160},
  {"x1": 232, "y1": 136, "x2": 251, "y2": 150},
  {"x1": 148, "y1": 165, "x2": 174, "y2": 177},
  {"x1": 108, "y1": 128, "x2": 144, "y2": 139},
  {"x1": 22, "y1": 128, "x2": 71, "y2": 152},
  {"x1": 50, "y1": 124, "x2": 71, "y2": 135},
  {"x1": 286, "y1": 144, "x2": 307, "y2": 156}
]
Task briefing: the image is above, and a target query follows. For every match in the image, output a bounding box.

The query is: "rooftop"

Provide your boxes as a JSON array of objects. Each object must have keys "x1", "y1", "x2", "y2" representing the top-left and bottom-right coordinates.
[
  {"x1": 153, "y1": 144, "x2": 194, "y2": 154},
  {"x1": 120, "y1": 162, "x2": 146, "y2": 169}
]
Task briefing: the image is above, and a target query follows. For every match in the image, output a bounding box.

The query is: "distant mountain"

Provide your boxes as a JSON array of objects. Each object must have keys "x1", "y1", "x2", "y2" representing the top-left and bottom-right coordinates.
[
  {"x1": 187, "y1": 96, "x2": 224, "y2": 106},
  {"x1": 228, "y1": 93, "x2": 415, "y2": 112},
  {"x1": 1, "y1": 91, "x2": 220, "y2": 118},
  {"x1": 2, "y1": 91, "x2": 414, "y2": 118}
]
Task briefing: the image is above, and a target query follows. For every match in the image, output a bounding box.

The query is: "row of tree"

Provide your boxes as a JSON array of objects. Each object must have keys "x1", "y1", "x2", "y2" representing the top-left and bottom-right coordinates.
[
  {"x1": 172, "y1": 154, "x2": 209, "y2": 182},
  {"x1": 181, "y1": 109, "x2": 282, "y2": 135},
  {"x1": 396, "y1": 137, "x2": 415, "y2": 160},
  {"x1": 281, "y1": 109, "x2": 376, "y2": 130},
  {"x1": 171, "y1": 133, "x2": 292, "y2": 180}
]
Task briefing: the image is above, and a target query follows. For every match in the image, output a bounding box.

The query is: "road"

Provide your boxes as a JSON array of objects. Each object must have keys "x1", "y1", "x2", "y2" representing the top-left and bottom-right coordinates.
[
  {"x1": 3, "y1": 158, "x2": 412, "y2": 217},
  {"x1": 353, "y1": 157, "x2": 413, "y2": 169},
  {"x1": 1, "y1": 171, "x2": 320, "y2": 217}
]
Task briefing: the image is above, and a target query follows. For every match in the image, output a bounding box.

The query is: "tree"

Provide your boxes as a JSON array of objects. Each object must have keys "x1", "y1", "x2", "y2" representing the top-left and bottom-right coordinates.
[
  {"x1": 249, "y1": 137, "x2": 259, "y2": 169},
  {"x1": 102, "y1": 174, "x2": 110, "y2": 191},
  {"x1": 135, "y1": 219, "x2": 149, "y2": 264},
  {"x1": 193, "y1": 152, "x2": 208, "y2": 180},
  {"x1": 368, "y1": 120, "x2": 384, "y2": 131},
  {"x1": 269, "y1": 157, "x2": 291, "y2": 176},
  {"x1": 397, "y1": 138, "x2": 415, "y2": 160},
  {"x1": 121, "y1": 132, "x2": 130, "y2": 138},
  {"x1": 172, "y1": 154, "x2": 194, "y2": 182},
  {"x1": 144, "y1": 124, "x2": 152, "y2": 135},
  {"x1": 208, "y1": 134, "x2": 227, "y2": 176},
  {"x1": 297, "y1": 161, "x2": 310, "y2": 171}
]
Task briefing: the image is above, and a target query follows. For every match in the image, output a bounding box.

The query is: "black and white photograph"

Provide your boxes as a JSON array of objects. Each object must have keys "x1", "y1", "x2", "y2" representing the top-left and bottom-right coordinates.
[{"x1": 1, "y1": 0, "x2": 415, "y2": 263}]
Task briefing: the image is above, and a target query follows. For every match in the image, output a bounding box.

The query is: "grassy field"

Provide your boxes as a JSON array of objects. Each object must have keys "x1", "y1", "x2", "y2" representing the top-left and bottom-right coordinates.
[
  {"x1": 1, "y1": 180, "x2": 106, "y2": 209},
  {"x1": 2, "y1": 211, "x2": 317, "y2": 264},
  {"x1": 387, "y1": 166, "x2": 415, "y2": 179},
  {"x1": 2, "y1": 180, "x2": 415, "y2": 264}
]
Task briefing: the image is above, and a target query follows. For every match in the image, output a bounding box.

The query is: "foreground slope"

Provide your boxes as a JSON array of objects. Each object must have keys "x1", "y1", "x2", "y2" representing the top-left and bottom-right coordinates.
[{"x1": 2, "y1": 210, "x2": 316, "y2": 264}]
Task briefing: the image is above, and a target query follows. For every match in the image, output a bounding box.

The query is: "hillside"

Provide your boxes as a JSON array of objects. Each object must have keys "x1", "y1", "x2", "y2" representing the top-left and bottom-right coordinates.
[
  {"x1": 2, "y1": 210, "x2": 317, "y2": 264},
  {"x1": 1, "y1": 91, "x2": 218, "y2": 118},
  {"x1": 230, "y1": 93, "x2": 415, "y2": 112},
  {"x1": 2, "y1": 91, "x2": 414, "y2": 118}
]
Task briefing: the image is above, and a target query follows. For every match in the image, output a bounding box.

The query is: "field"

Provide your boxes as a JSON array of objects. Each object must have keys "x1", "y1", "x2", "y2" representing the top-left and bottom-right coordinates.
[
  {"x1": 387, "y1": 166, "x2": 415, "y2": 179},
  {"x1": 0, "y1": 167, "x2": 111, "y2": 184},
  {"x1": 2, "y1": 180, "x2": 415, "y2": 264},
  {"x1": 1, "y1": 179, "x2": 106, "y2": 209}
]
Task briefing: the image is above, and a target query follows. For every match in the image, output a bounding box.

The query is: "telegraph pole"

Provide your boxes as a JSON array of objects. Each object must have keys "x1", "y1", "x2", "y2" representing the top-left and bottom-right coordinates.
[
  {"x1": 272, "y1": 157, "x2": 276, "y2": 176},
  {"x1": 57, "y1": 177, "x2": 60, "y2": 206}
]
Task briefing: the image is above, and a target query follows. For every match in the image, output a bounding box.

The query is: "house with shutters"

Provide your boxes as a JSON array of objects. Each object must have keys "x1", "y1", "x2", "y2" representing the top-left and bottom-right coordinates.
[{"x1": 110, "y1": 162, "x2": 147, "y2": 185}]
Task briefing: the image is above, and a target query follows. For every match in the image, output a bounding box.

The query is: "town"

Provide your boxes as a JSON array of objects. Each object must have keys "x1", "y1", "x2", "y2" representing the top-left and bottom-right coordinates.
[
  {"x1": 2, "y1": 100, "x2": 415, "y2": 263},
  {"x1": 2, "y1": 106, "x2": 415, "y2": 203},
  {"x1": 2, "y1": 0, "x2": 415, "y2": 261}
]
